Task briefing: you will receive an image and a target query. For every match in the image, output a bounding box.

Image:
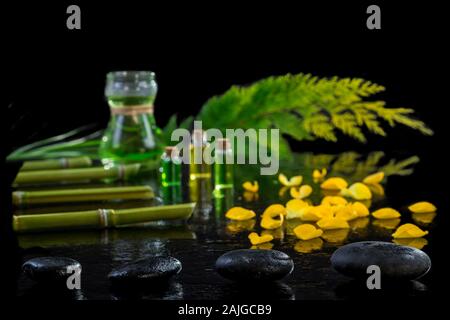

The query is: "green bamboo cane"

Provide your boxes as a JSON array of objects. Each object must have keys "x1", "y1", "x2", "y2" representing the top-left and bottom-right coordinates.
[
  {"x1": 20, "y1": 157, "x2": 93, "y2": 171},
  {"x1": 13, "y1": 185, "x2": 154, "y2": 206},
  {"x1": 14, "y1": 164, "x2": 141, "y2": 185},
  {"x1": 13, "y1": 202, "x2": 196, "y2": 233}
]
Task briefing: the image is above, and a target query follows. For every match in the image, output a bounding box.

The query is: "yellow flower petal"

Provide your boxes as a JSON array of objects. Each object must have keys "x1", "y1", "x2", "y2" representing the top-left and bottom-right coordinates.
[
  {"x1": 412, "y1": 212, "x2": 437, "y2": 225},
  {"x1": 242, "y1": 181, "x2": 259, "y2": 193},
  {"x1": 225, "y1": 207, "x2": 256, "y2": 221},
  {"x1": 392, "y1": 223, "x2": 429, "y2": 239},
  {"x1": 321, "y1": 229, "x2": 349, "y2": 243},
  {"x1": 243, "y1": 191, "x2": 259, "y2": 202},
  {"x1": 372, "y1": 218, "x2": 401, "y2": 230},
  {"x1": 262, "y1": 204, "x2": 287, "y2": 218},
  {"x1": 261, "y1": 215, "x2": 284, "y2": 230},
  {"x1": 342, "y1": 182, "x2": 372, "y2": 200},
  {"x1": 372, "y1": 208, "x2": 401, "y2": 219},
  {"x1": 334, "y1": 205, "x2": 359, "y2": 221},
  {"x1": 286, "y1": 199, "x2": 309, "y2": 219},
  {"x1": 226, "y1": 220, "x2": 256, "y2": 233},
  {"x1": 313, "y1": 168, "x2": 327, "y2": 180},
  {"x1": 294, "y1": 238, "x2": 323, "y2": 253},
  {"x1": 363, "y1": 172, "x2": 385, "y2": 185},
  {"x1": 317, "y1": 217, "x2": 350, "y2": 230},
  {"x1": 278, "y1": 174, "x2": 303, "y2": 187},
  {"x1": 293, "y1": 224, "x2": 323, "y2": 240},
  {"x1": 297, "y1": 205, "x2": 333, "y2": 221},
  {"x1": 393, "y1": 238, "x2": 428, "y2": 250},
  {"x1": 248, "y1": 232, "x2": 274, "y2": 245},
  {"x1": 321, "y1": 196, "x2": 348, "y2": 206},
  {"x1": 290, "y1": 185, "x2": 313, "y2": 199},
  {"x1": 261, "y1": 204, "x2": 285, "y2": 229},
  {"x1": 368, "y1": 183, "x2": 385, "y2": 197},
  {"x1": 278, "y1": 186, "x2": 289, "y2": 197},
  {"x1": 320, "y1": 177, "x2": 348, "y2": 190},
  {"x1": 262, "y1": 228, "x2": 284, "y2": 240},
  {"x1": 408, "y1": 201, "x2": 437, "y2": 213},
  {"x1": 349, "y1": 202, "x2": 370, "y2": 217}
]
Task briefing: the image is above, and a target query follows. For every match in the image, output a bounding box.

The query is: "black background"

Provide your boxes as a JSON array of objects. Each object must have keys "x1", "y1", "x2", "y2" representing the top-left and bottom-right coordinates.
[{"x1": 1, "y1": 0, "x2": 448, "y2": 313}]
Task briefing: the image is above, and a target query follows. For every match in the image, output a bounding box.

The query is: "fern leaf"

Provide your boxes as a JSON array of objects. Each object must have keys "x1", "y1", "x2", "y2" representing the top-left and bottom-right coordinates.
[{"x1": 197, "y1": 73, "x2": 433, "y2": 144}]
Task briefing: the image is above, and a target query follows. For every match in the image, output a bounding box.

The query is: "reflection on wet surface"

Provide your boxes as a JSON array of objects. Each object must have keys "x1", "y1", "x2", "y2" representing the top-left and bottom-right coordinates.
[{"x1": 14, "y1": 152, "x2": 437, "y2": 299}]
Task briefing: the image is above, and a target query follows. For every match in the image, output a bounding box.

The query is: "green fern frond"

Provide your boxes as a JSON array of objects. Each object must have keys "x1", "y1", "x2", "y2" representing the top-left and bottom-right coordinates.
[{"x1": 197, "y1": 73, "x2": 433, "y2": 146}]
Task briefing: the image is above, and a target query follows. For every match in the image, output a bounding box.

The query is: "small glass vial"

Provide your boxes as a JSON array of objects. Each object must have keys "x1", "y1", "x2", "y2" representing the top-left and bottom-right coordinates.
[
  {"x1": 99, "y1": 71, "x2": 163, "y2": 167},
  {"x1": 189, "y1": 129, "x2": 212, "y2": 181},
  {"x1": 160, "y1": 146, "x2": 182, "y2": 187},
  {"x1": 213, "y1": 138, "x2": 234, "y2": 193}
]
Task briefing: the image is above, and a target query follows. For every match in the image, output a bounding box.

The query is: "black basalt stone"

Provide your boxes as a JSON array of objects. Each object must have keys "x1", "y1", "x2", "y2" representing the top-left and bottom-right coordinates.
[
  {"x1": 331, "y1": 241, "x2": 431, "y2": 281},
  {"x1": 22, "y1": 257, "x2": 81, "y2": 282},
  {"x1": 215, "y1": 249, "x2": 294, "y2": 282},
  {"x1": 108, "y1": 256, "x2": 182, "y2": 285}
]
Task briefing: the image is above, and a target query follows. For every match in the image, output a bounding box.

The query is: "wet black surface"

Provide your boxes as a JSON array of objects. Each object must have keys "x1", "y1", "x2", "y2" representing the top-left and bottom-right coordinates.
[{"x1": 11, "y1": 151, "x2": 442, "y2": 300}]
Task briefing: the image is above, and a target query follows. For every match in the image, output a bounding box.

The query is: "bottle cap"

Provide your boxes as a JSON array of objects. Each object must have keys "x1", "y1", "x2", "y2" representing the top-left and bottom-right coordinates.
[
  {"x1": 216, "y1": 138, "x2": 231, "y2": 151},
  {"x1": 164, "y1": 146, "x2": 179, "y2": 158},
  {"x1": 192, "y1": 129, "x2": 207, "y2": 147}
]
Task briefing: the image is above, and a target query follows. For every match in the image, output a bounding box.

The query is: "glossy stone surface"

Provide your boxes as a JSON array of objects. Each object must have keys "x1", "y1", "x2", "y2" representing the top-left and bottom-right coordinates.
[{"x1": 331, "y1": 241, "x2": 431, "y2": 280}]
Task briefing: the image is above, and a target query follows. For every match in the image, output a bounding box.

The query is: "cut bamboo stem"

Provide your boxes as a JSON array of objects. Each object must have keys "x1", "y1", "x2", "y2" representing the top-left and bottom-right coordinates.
[
  {"x1": 14, "y1": 164, "x2": 141, "y2": 185},
  {"x1": 20, "y1": 157, "x2": 93, "y2": 171},
  {"x1": 13, "y1": 185, "x2": 154, "y2": 206},
  {"x1": 13, "y1": 202, "x2": 196, "y2": 233}
]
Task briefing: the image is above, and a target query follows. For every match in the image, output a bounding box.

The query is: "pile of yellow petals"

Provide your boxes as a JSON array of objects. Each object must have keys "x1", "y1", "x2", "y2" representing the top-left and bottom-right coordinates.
[
  {"x1": 293, "y1": 224, "x2": 323, "y2": 240},
  {"x1": 225, "y1": 207, "x2": 256, "y2": 221},
  {"x1": 408, "y1": 201, "x2": 437, "y2": 213},
  {"x1": 290, "y1": 185, "x2": 313, "y2": 199},
  {"x1": 278, "y1": 174, "x2": 303, "y2": 187},
  {"x1": 392, "y1": 223, "x2": 429, "y2": 238},
  {"x1": 372, "y1": 208, "x2": 401, "y2": 219},
  {"x1": 313, "y1": 168, "x2": 327, "y2": 180},
  {"x1": 261, "y1": 204, "x2": 285, "y2": 230},
  {"x1": 363, "y1": 172, "x2": 384, "y2": 185},
  {"x1": 341, "y1": 182, "x2": 372, "y2": 200},
  {"x1": 248, "y1": 232, "x2": 274, "y2": 245},
  {"x1": 320, "y1": 177, "x2": 348, "y2": 190},
  {"x1": 242, "y1": 181, "x2": 259, "y2": 193}
]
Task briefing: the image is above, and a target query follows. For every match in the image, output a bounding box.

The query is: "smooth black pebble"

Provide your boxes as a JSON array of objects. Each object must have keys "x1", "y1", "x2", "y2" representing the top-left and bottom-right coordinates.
[
  {"x1": 331, "y1": 241, "x2": 431, "y2": 281},
  {"x1": 23, "y1": 257, "x2": 81, "y2": 282},
  {"x1": 215, "y1": 249, "x2": 294, "y2": 282},
  {"x1": 108, "y1": 256, "x2": 182, "y2": 284}
]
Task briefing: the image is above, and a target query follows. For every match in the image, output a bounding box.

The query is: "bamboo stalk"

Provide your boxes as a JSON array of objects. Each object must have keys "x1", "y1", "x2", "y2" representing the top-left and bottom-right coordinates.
[
  {"x1": 20, "y1": 157, "x2": 93, "y2": 171},
  {"x1": 13, "y1": 164, "x2": 141, "y2": 185},
  {"x1": 13, "y1": 185, "x2": 154, "y2": 206},
  {"x1": 13, "y1": 203, "x2": 196, "y2": 233}
]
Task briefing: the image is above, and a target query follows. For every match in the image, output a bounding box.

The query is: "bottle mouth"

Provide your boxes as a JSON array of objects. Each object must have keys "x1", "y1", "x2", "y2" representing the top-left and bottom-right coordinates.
[
  {"x1": 105, "y1": 71, "x2": 157, "y2": 98},
  {"x1": 107, "y1": 71, "x2": 155, "y2": 83}
]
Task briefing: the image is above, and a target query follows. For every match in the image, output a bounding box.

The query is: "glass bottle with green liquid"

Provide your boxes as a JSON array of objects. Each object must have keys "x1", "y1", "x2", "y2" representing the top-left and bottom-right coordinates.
[
  {"x1": 160, "y1": 146, "x2": 182, "y2": 204},
  {"x1": 189, "y1": 129, "x2": 212, "y2": 181},
  {"x1": 99, "y1": 71, "x2": 164, "y2": 167},
  {"x1": 213, "y1": 138, "x2": 234, "y2": 197}
]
